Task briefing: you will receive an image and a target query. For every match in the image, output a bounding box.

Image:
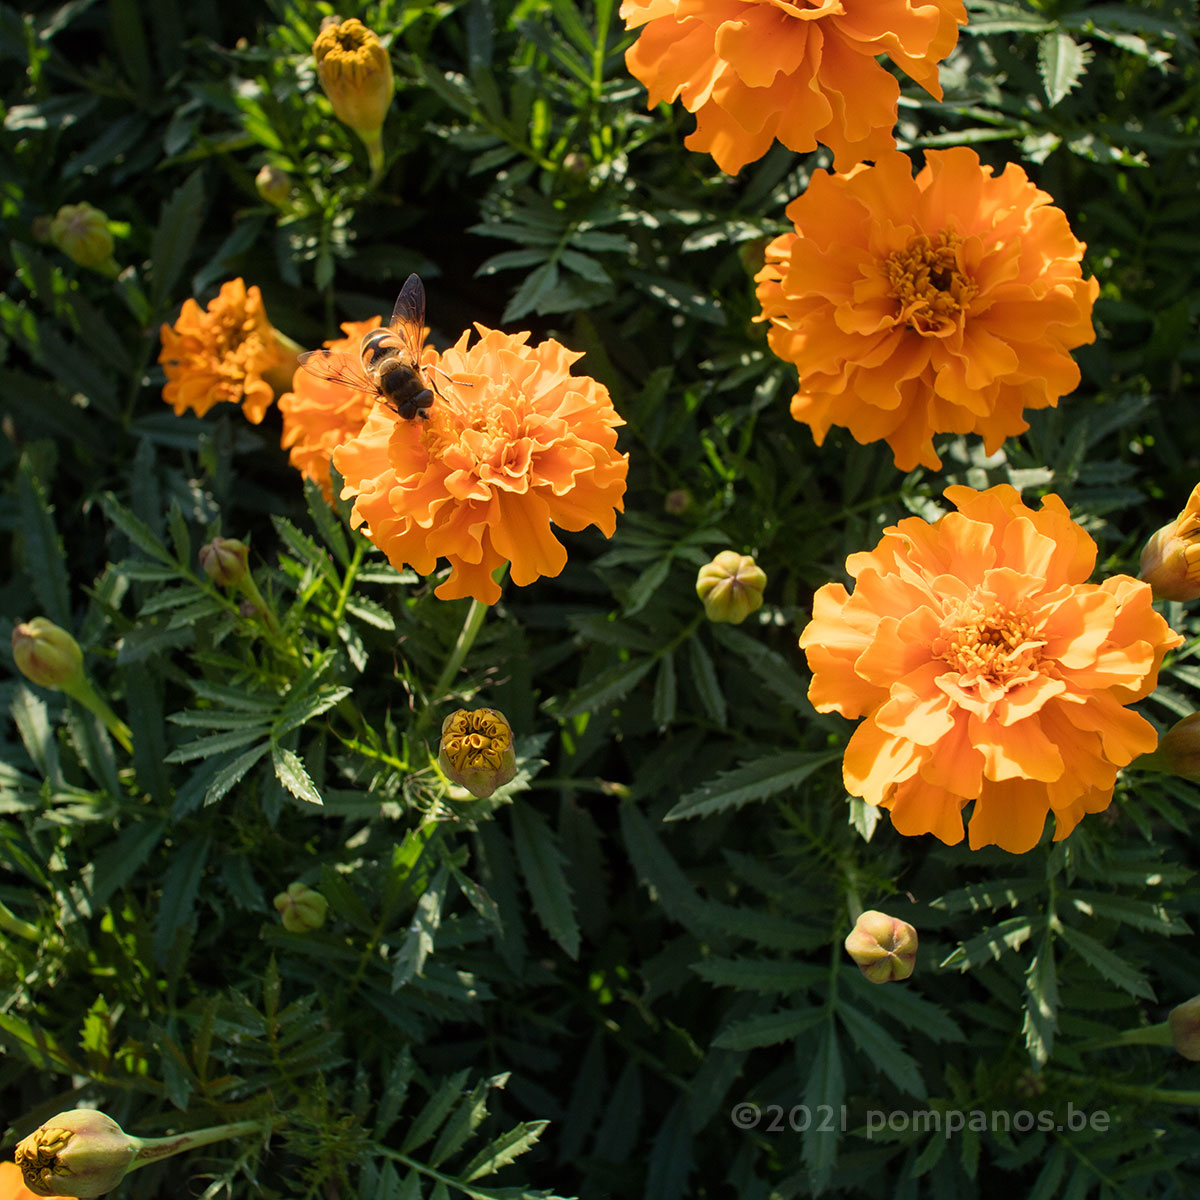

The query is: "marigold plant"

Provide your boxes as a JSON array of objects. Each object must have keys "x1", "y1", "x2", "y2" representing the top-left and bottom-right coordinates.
[
  {"x1": 158, "y1": 278, "x2": 294, "y2": 424},
  {"x1": 799, "y1": 485, "x2": 1182, "y2": 854},
  {"x1": 334, "y1": 325, "x2": 628, "y2": 604},
  {"x1": 278, "y1": 316, "x2": 382, "y2": 500},
  {"x1": 756, "y1": 148, "x2": 1100, "y2": 471},
  {"x1": 620, "y1": 0, "x2": 966, "y2": 174}
]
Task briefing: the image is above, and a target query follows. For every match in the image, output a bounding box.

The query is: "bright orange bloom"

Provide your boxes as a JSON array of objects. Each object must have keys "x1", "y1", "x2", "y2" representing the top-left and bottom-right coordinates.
[
  {"x1": 159, "y1": 279, "x2": 294, "y2": 424},
  {"x1": 277, "y1": 317, "x2": 382, "y2": 501},
  {"x1": 620, "y1": 0, "x2": 966, "y2": 175},
  {"x1": 0, "y1": 1160, "x2": 66, "y2": 1200},
  {"x1": 756, "y1": 148, "x2": 1099, "y2": 472},
  {"x1": 799, "y1": 485, "x2": 1181, "y2": 853},
  {"x1": 334, "y1": 325, "x2": 628, "y2": 604}
]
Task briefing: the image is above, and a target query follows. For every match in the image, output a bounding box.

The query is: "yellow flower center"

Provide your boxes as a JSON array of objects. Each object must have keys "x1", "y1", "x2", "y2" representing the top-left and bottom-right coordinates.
[
  {"x1": 209, "y1": 305, "x2": 274, "y2": 386},
  {"x1": 934, "y1": 602, "x2": 1045, "y2": 687},
  {"x1": 885, "y1": 233, "x2": 977, "y2": 334},
  {"x1": 314, "y1": 19, "x2": 386, "y2": 78},
  {"x1": 441, "y1": 710, "x2": 512, "y2": 773}
]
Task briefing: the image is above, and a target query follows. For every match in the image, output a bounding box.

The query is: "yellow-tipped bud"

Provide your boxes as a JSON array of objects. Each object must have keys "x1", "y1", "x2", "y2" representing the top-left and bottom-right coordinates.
[
  {"x1": 439, "y1": 708, "x2": 517, "y2": 799},
  {"x1": 1143, "y1": 712, "x2": 1200, "y2": 782},
  {"x1": 1169, "y1": 995, "x2": 1200, "y2": 1061},
  {"x1": 313, "y1": 17, "x2": 394, "y2": 136},
  {"x1": 16, "y1": 1109, "x2": 136, "y2": 1197},
  {"x1": 274, "y1": 882, "x2": 328, "y2": 933},
  {"x1": 199, "y1": 537, "x2": 250, "y2": 587},
  {"x1": 844, "y1": 910, "x2": 917, "y2": 984},
  {"x1": 12, "y1": 619, "x2": 84, "y2": 691},
  {"x1": 696, "y1": 550, "x2": 767, "y2": 624},
  {"x1": 255, "y1": 164, "x2": 292, "y2": 209},
  {"x1": 49, "y1": 203, "x2": 118, "y2": 277},
  {"x1": 1140, "y1": 484, "x2": 1200, "y2": 602}
]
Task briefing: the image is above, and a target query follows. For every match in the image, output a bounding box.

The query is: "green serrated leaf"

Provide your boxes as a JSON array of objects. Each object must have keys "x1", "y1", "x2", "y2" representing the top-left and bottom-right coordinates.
[
  {"x1": 511, "y1": 804, "x2": 580, "y2": 959},
  {"x1": 17, "y1": 460, "x2": 71, "y2": 627},
  {"x1": 1039, "y1": 30, "x2": 1092, "y2": 106},
  {"x1": 667, "y1": 750, "x2": 840, "y2": 821},
  {"x1": 712, "y1": 1007, "x2": 824, "y2": 1050},
  {"x1": 151, "y1": 169, "x2": 206, "y2": 311},
  {"x1": 272, "y1": 745, "x2": 323, "y2": 805},
  {"x1": 1058, "y1": 924, "x2": 1154, "y2": 1000}
]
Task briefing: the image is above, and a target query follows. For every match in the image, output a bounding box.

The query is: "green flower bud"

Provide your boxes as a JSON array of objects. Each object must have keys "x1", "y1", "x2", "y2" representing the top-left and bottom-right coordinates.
[
  {"x1": 439, "y1": 708, "x2": 517, "y2": 799},
  {"x1": 16, "y1": 1109, "x2": 136, "y2": 1197},
  {"x1": 1140, "y1": 712, "x2": 1200, "y2": 782},
  {"x1": 844, "y1": 910, "x2": 917, "y2": 984},
  {"x1": 49, "y1": 203, "x2": 118, "y2": 276},
  {"x1": 696, "y1": 550, "x2": 767, "y2": 624},
  {"x1": 1169, "y1": 995, "x2": 1200, "y2": 1061},
  {"x1": 255, "y1": 164, "x2": 291, "y2": 209},
  {"x1": 274, "y1": 882, "x2": 328, "y2": 932},
  {"x1": 199, "y1": 537, "x2": 249, "y2": 587},
  {"x1": 12, "y1": 618, "x2": 84, "y2": 691}
]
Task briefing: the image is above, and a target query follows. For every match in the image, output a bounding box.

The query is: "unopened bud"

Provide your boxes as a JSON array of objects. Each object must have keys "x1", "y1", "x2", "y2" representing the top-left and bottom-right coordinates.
[
  {"x1": 1140, "y1": 484, "x2": 1200, "y2": 602},
  {"x1": 16, "y1": 1109, "x2": 136, "y2": 1197},
  {"x1": 844, "y1": 910, "x2": 917, "y2": 984},
  {"x1": 274, "y1": 882, "x2": 328, "y2": 932},
  {"x1": 255, "y1": 164, "x2": 291, "y2": 209},
  {"x1": 439, "y1": 708, "x2": 517, "y2": 799},
  {"x1": 696, "y1": 550, "x2": 767, "y2": 624},
  {"x1": 1142, "y1": 712, "x2": 1200, "y2": 782},
  {"x1": 1169, "y1": 995, "x2": 1200, "y2": 1060},
  {"x1": 49, "y1": 203, "x2": 118, "y2": 276},
  {"x1": 199, "y1": 537, "x2": 249, "y2": 587},
  {"x1": 12, "y1": 618, "x2": 84, "y2": 691},
  {"x1": 664, "y1": 489, "x2": 691, "y2": 515}
]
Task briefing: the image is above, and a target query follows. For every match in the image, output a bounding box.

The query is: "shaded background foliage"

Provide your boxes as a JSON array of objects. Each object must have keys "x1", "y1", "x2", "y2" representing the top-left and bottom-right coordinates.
[{"x1": 3, "y1": 0, "x2": 1200, "y2": 1197}]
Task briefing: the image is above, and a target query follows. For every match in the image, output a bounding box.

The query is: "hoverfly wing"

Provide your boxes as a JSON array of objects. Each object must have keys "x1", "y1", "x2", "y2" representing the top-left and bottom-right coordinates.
[
  {"x1": 297, "y1": 348, "x2": 377, "y2": 395},
  {"x1": 387, "y1": 273, "x2": 429, "y2": 367}
]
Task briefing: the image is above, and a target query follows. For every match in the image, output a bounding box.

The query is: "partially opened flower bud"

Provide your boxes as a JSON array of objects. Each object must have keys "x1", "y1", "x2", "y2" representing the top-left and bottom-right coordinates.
[
  {"x1": 844, "y1": 910, "x2": 917, "y2": 983},
  {"x1": 439, "y1": 708, "x2": 517, "y2": 799},
  {"x1": 1169, "y1": 995, "x2": 1200, "y2": 1061},
  {"x1": 696, "y1": 551, "x2": 767, "y2": 624},
  {"x1": 313, "y1": 17, "x2": 393, "y2": 179},
  {"x1": 199, "y1": 537, "x2": 250, "y2": 587},
  {"x1": 1143, "y1": 713, "x2": 1200, "y2": 782},
  {"x1": 1140, "y1": 484, "x2": 1200, "y2": 602},
  {"x1": 49, "y1": 203, "x2": 118, "y2": 277},
  {"x1": 274, "y1": 882, "x2": 328, "y2": 932},
  {"x1": 16, "y1": 1109, "x2": 136, "y2": 1197},
  {"x1": 12, "y1": 619, "x2": 84, "y2": 691}
]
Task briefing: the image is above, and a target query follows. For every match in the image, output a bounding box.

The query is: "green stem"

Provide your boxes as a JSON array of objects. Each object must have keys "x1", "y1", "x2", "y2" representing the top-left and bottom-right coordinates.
[
  {"x1": 1075, "y1": 1022, "x2": 1174, "y2": 1052},
  {"x1": 0, "y1": 899, "x2": 39, "y2": 942},
  {"x1": 129, "y1": 1119, "x2": 269, "y2": 1171},
  {"x1": 62, "y1": 676, "x2": 133, "y2": 754},
  {"x1": 358, "y1": 127, "x2": 385, "y2": 184}
]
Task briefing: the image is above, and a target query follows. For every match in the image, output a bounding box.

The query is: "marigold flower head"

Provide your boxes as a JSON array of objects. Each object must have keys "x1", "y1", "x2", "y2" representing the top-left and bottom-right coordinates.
[
  {"x1": 799, "y1": 485, "x2": 1182, "y2": 854},
  {"x1": 313, "y1": 18, "x2": 394, "y2": 135},
  {"x1": 439, "y1": 708, "x2": 517, "y2": 798},
  {"x1": 0, "y1": 1160, "x2": 66, "y2": 1200},
  {"x1": 620, "y1": 0, "x2": 966, "y2": 175},
  {"x1": 756, "y1": 148, "x2": 1099, "y2": 472},
  {"x1": 158, "y1": 279, "x2": 294, "y2": 424},
  {"x1": 844, "y1": 910, "x2": 917, "y2": 983},
  {"x1": 278, "y1": 316, "x2": 382, "y2": 500},
  {"x1": 334, "y1": 325, "x2": 628, "y2": 605},
  {"x1": 1139, "y1": 483, "x2": 1200, "y2": 602}
]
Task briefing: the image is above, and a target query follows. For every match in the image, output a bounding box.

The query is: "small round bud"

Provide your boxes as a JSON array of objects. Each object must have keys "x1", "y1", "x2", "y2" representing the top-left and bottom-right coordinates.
[
  {"x1": 1146, "y1": 712, "x2": 1200, "y2": 782},
  {"x1": 16, "y1": 1109, "x2": 137, "y2": 1197},
  {"x1": 12, "y1": 619, "x2": 84, "y2": 691},
  {"x1": 31, "y1": 215, "x2": 54, "y2": 242},
  {"x1": 664, "y1": 489, "x2": 691, "y2": 515},
  {"x1": 274, "y1": 882, "x2": 328, "y2": 933},
  {"x1": 1169, "y1": 995, "x2": 1200, "y2": 1061},
  {"x1": 313, "y1": 18, "x2": 394, "y2": 135},
  {"x1": 49, "y1": 203, "x2": 117, "y2": 275},
  {"x1": 439, "y1": 708, "x2": 517, "y2": 799},
  {"x1": 1139, "y1": 484, "x2": 1200, "y2": 602},
  {"x1": 696, "y1": 550, "x2": 767, "y2": 624},
  {"x1": 255, "y1": 164, "x2": 291, "y2": 209},
  {"x1": 199, "y1": 537, "x2": 249, "y2": 587},
  {"x1": 844, "y1": 910, "x2": 917, "y2": 984}
]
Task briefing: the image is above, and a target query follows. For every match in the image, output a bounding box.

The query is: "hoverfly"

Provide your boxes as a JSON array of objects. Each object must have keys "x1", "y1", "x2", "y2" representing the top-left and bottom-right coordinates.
[{"x1": 298, "y1": 273, "x2": 444, "y2": 421}]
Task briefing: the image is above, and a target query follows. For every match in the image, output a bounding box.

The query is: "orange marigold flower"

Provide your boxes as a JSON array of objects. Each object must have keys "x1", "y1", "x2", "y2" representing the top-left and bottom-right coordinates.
[
  {"x1": 333, "y1": 325, "x2": 628, "y2": 605},
  {"x1": 277, "y1": 316, "x2": 382, "y2": 501},
  {"x1": 799, "y1": 485, "x2": 1182, "y2": 854},
  {"x1": 756, "y1": 148, "x2": 1100, "y2": 472},
  {"x1": 159, "y1": 279, "x2": 295, "y2": 424},
  {"x1": 620, "y1": 0, "x2": 966, "y2": 175},
  {"x1": 0, "y1": 1159, "x2": 66, "y2": 1200}
]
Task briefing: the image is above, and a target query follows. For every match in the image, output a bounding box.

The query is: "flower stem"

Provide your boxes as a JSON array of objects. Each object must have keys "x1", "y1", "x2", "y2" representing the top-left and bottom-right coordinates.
[
  {"x1": 358, "y1": 128, "x2": 385, "y2": 184},
  {"x1": 0, "y1": 899, "x2": 39, "y2": 942},
  {"x1": 62, "y1": 676, "x2": 133, "y2": 754},
  {"x1": 128, "y1": 1119, "x2": 270, "y2": 1171}
]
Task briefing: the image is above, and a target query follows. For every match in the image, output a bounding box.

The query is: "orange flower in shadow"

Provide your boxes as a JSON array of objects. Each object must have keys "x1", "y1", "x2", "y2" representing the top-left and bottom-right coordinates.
[
  {"x1": 334, "y1": 325, "x2": 628, "y2": 604},
  {"x1": 0, "y1": 1159, "x2": 66, "y2": 1200},
  {"x1": 756, "y1": 148, "x2": 1099, "y2": 472},
  {"x1": 158, "y1": 279, "x2": 295, "y2": 424},
  {"x1": 800, "y1": 485, "x2": 1181, "y2": 853},
  {"x1": 620, "y1": 0, "x2": 965, "y2": 174},
  {"x1": 277, "y1": 316, "x2": 382, "y2": 501}
]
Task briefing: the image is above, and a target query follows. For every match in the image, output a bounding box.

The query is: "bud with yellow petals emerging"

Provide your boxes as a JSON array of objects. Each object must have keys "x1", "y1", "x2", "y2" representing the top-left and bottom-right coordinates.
[
  {"x1": 12, "y1": 618, "x2": 84, "y2": 691},
  {"x1": 1140, "y1": 484, "x2": 1200, "y2": 602},
  {"x1": 844, "y1": 910, "x2": 918, "y2": 984},
  {"x1": 255, "y1": 164, "x2": 292, "y2": 209},
  {"x1": 696, "y1": 550, "x2": 767, "y2": 625},
  {"x1": 15, "y1": 1109, "x2": 271, "y2": 1197},
  {"x1": 49, "y1": 203, "x2": 119, "y2": 278},
  {"x1": 1135, "y1": 712, "x2": 1200, "y2": 783},
  {"x1": 274, "y1": 882, "x2": 328, "y2": 933},
  {"x1": 199, "y1": 537, "x2": 250, "y2": 588},
  {"x1": 439, "y1": 708, "x2": 517, "y2": 799},
  {"x1": 313, "y1": 17, "x2": 394, "y2": 181}
]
